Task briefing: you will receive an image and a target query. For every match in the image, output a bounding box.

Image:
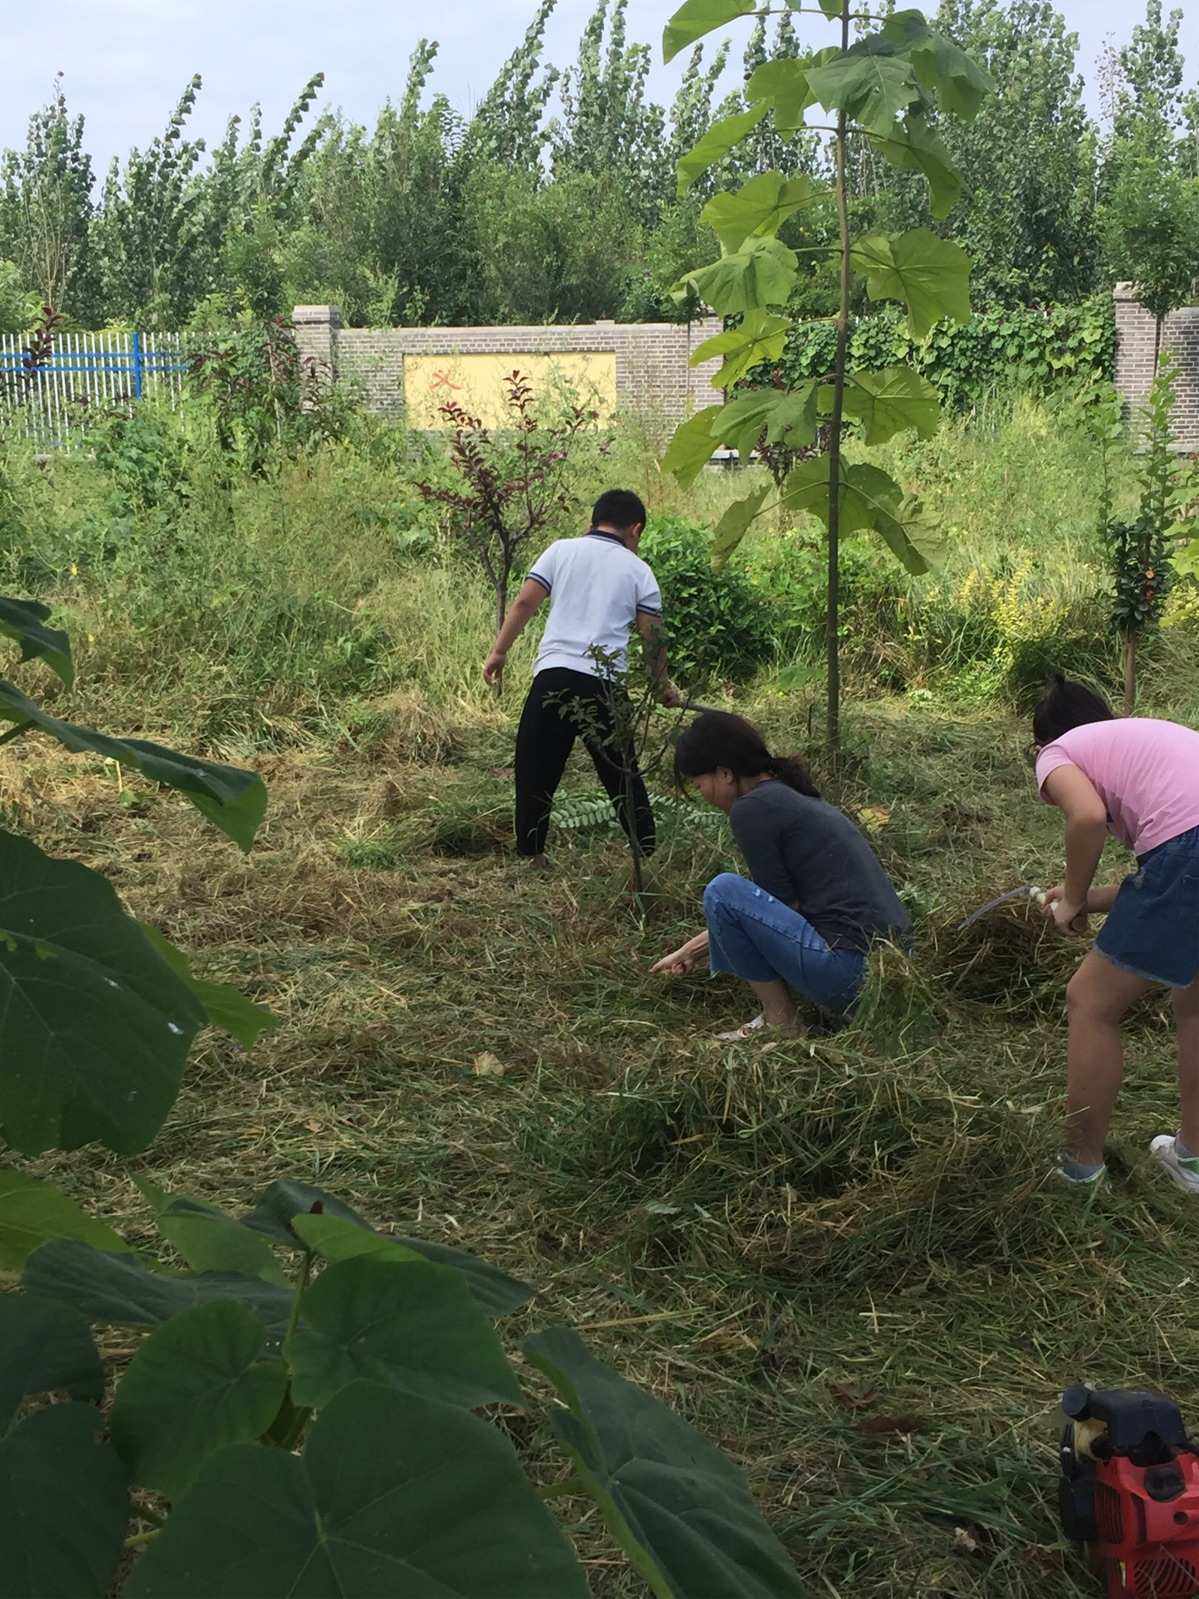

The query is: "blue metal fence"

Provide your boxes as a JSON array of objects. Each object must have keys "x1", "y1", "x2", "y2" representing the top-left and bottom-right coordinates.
[{"x1": 0, "y1": 330, "x2": 191, "y2": 443}]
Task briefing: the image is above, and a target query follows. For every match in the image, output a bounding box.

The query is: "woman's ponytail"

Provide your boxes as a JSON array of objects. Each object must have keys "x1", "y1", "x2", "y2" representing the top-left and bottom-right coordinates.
[
  {"x1": 675, "y1": 711, "x2": 821, "y2": 798},
  {"x1": 764, "y1": 753, "x2": 821, "y2": 798}
]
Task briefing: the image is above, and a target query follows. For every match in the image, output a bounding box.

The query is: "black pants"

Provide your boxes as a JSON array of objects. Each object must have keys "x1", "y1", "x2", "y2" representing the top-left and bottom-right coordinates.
[{"x1": 514, "y1": 668, "x2": 655, "y2": 858}]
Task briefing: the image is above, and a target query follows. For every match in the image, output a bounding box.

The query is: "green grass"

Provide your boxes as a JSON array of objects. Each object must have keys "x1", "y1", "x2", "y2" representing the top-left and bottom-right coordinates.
[
  {"x1": 4, "y1": 393, "x2": 1199, "y2": 1594},
  {"x1": 8, "y1": 685, "x2": 1199, "y2": 1597}
]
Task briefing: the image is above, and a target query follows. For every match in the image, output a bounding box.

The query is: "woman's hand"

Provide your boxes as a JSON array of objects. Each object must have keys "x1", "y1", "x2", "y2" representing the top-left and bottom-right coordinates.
[
  {"x1": 1043, "y1": 884, "x2": 1088, "y2": 934},
  {"x1": 652, "y1": 946, "x2": 698, "y2": 977}
]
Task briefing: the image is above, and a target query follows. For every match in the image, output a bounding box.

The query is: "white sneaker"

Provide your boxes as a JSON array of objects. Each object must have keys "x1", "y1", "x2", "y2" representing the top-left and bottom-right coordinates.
[{"x1": 1150, "y1": 1135, "x2": 1199, "y2": 1196}]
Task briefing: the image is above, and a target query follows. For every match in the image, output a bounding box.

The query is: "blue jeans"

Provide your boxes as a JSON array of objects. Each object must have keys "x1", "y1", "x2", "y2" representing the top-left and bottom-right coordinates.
[{"x1": 703, "y1": 873, "x2": 866, "y2": 1015}]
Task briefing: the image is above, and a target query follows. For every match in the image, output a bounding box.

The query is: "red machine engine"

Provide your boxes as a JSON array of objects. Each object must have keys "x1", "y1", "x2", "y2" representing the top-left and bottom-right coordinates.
[{"x1": 1059, "y1": 1385, "x2": 1199, "y2": 1598}]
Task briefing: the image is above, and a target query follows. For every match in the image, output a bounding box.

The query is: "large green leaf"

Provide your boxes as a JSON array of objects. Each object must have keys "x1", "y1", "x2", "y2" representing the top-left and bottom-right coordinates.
[
  {"x1": 140, "y1": 925, "x2": 279, "y2": 1051},
  {"x1": 126, "y1": 1381, "x2": 589, "y2": 1599},
  {"x1": 676, "y1": 103, "x2": 767, "y2": 195},
  {"x1": 882, "y1": 10, "x2": 994, "y2": 121},
  {"x1": 781, "y1": 458, "x2": 939, "y2": 574},
  {"x1": 0, "y1": 831, "x2": 205, "y2": 1156},
  {"x1": 807, "y1": 48, "x2": 921, "y2": 134},
  {"x1": 661, "y1": 406, "x2": 722, "y2": 487},
  {"x1": 0, "y1": 1404, "x2": 128, "y2": 1599},
  {"x1": 0, "y1": 596, "x2": 73, "y2": 688},
  {"x1": 712, "y1": 487, "x2": 773, "y2": 572},
  {"x1": 745, "y1": 57, "x2": 822, "y2": 133},
  {"x1": 664, "y1": 0, "x2": 755, "y2": 63},
  {"x1": 23, "y1": 1239, "x2": 296, "y2": 1337},
  {"x1": 287, "y1": 1255, "x2": 524, "y2": 1411},
  {"x1": 851, "y1": 228, "x2": 971, "y2": 338},
  {"x1": 243, "y1": 1178, "x2": 536, "y2": 1316},
  {"x1": 713, "y1": 384, "x2": 819, "y2": 455},
  {"x1": 136, "y1": 1179, "x2": 288, "y2": 1286},
  {"x1": 701, "y1": 173, "x2": 815, "y2": 253},
  {"x1": 526, "y1": 1327, "x2": 804, "y2": 1599},
  {"x1": 110, "y1": 1301, "x2": 288, "y2": 1499},
  {"x1": 0, "y1": 679, "x2": 267, "y2": 851},
  {"x1": 679, "y1": 235, "x2": 798, "y2": 316},
  {"x1": 825, "y1": 366, "x2": 941, "y2": 444},
  {"x1": 691, "y1": 310, "x2": 791, "y2": 390},
  {"x1": 240, "y1": 1176, "x2": 372, "y2": 1245},
  {"x1": 0, "y1": 1167, "x2": 131, "y2": 1270},
  {"x1": 868, "y1": 111, "x2": 961, "y2": 219},
  {"x1": 0, "y1": 1292, "x2": 103, "y2": 1431}
]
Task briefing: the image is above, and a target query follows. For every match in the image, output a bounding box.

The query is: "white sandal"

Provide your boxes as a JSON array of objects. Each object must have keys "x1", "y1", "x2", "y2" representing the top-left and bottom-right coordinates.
[
  {"x1": 715, "y1": 1015, "x2": 766, "y2": 1042},
  {"x1": 715, "y1": 1015, "x2": 801, "y2": 1043}
]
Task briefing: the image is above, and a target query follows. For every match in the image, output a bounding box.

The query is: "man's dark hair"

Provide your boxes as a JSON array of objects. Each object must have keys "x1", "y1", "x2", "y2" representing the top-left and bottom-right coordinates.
[
  {"x1": 592, "y1": 489, "x2": 647, "y2": 532},
  {"x1": 1032, "y1": 673, "x2": 1116, "y2": 746}
]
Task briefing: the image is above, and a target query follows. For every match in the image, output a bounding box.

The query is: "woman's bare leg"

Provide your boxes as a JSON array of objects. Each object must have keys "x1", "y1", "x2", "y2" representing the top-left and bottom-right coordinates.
[
  {"x1": 1064, "y1": 951, "x2": 1153, "y2": 1165},
  {"x1": 746, "y1": 978, "x2": 799, "y2": 1029}
]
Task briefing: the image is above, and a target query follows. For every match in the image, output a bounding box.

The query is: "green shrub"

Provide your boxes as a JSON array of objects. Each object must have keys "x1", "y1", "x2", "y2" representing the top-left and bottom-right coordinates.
[
  {"x1": 640, "y1": 515, "x2": 775, "y2": 685},
  {"x1": 744, "y1": 529, "x2": 906, "y2": 666}
]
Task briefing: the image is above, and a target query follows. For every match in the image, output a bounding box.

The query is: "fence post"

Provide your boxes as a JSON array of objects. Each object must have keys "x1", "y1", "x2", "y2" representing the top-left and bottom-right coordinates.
[{"x1": 131, "y1": 330, "x2": 144, "y2": 399}]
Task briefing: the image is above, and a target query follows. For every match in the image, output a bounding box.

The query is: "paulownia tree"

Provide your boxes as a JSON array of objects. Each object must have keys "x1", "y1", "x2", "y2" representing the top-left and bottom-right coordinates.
[{"x1": 659, "y1": 0, "x2": 992, "y2": 760}]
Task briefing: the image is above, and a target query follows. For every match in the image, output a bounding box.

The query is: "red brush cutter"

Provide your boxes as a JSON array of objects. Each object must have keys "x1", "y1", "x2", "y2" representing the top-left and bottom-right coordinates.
[{"x1": 1059, "y1": 1385, "x2": 1199, "y2": 1597}]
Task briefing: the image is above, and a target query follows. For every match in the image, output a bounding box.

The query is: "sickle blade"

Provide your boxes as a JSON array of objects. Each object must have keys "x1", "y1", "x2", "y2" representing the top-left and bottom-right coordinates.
[{"x1": 956, "y1": 885, "x2": 1040, "y2": 932}]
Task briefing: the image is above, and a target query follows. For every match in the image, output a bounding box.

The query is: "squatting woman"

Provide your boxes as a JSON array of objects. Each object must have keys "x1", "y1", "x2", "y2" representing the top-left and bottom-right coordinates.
[{"x1": 651, "y1": 711, "x2": 911, "y2": 1039}]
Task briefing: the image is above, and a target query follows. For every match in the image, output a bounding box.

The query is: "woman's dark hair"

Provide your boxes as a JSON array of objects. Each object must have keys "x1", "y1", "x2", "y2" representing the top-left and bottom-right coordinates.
[
  {"x1": 674, "y1": 710, "x2": 820, "y2": 798},
  {"x1": 1032, "y1": 673, "x2": 1115, "y2": 746},
  {"x1": 592, "y1": 488, "x2": 647, "y2": 532}
]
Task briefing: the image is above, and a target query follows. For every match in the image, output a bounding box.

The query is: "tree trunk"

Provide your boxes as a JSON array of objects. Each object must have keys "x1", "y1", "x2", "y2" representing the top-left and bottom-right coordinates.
[
  {"x1": 1123, "y1": 631, "x2": 1137, "y2": 717},
  {"x1": 825, "y1": 2, "x2": 852, "y2": 776},
  {"x1": 1153, "y1": 315, "x2": 1163, "y2": 380},
  {"x1": 492, "y1": 576, "x2": 508, "y2": 698}
]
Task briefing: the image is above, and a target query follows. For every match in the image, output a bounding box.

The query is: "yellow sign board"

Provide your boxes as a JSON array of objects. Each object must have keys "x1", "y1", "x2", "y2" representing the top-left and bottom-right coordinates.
[{"x1": 405, "y1": 351, "x2": 617, "y2": 429}]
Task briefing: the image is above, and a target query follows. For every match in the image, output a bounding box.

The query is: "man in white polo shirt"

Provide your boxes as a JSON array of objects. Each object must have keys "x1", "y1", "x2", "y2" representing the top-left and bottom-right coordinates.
[{"x1": 483, "y1": 489, "x2": 682, "y2": 866}]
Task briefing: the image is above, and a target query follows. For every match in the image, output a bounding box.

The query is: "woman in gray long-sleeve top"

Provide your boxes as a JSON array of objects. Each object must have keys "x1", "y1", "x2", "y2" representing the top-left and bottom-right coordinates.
[{"x1": 651, "y1": 711, "x2": 910, "y2": 1040}]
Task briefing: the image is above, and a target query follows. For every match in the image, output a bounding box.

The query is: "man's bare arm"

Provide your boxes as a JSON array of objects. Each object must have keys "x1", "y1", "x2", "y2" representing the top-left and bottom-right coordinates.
[
  {"x1": 635, "y1": 612, "x2": 681, "y2": 706},
  {"x1": 484, "y1": 579, "x2": 548, "y2": 684}
]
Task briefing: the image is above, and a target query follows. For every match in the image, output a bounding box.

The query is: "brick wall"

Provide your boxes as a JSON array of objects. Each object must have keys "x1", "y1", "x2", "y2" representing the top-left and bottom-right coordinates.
[
  {"x1": 291, "y1": 306, "x2": 725, "y2": 422},
  {"x1": 1114, "y1": 284, "x2": 1199, "y2": 450}
]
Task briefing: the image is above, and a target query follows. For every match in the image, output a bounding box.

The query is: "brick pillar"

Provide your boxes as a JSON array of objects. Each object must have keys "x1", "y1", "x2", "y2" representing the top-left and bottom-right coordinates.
[
  {"x1": 1113, "y1": 283, "x2": 1158, "y2": 419},
  {"x1": 1114, "y1": 284, "x2": 1199, "y2": 450},
  {"x1": 292, "y1": 304, "x2": 342, "y2": 377}
]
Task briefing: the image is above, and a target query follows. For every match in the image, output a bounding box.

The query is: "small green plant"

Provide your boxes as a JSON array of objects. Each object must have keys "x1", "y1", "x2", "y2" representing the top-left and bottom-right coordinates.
[
  {"x1": 415, "y1": 371, "x2": 599, "y2": 632},
  {"x1": 660, "y1": 0, "x2": 992, "y2": 763},
  {"x1": 187, "y1": 317, "x2": 348, "y2": 474}
]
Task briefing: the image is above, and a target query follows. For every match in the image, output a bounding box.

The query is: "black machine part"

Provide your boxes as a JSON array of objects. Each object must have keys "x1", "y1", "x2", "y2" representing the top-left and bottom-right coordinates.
[
  {"x1": 1062, "y1": 1385, "x2": 1196, "y2": 1464},
  {"x1": 1059, "y1": 1421, "x2": 1099, "y2": 1544}
]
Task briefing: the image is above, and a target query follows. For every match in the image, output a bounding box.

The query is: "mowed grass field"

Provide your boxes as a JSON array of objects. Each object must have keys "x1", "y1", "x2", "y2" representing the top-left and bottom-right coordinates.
[{"x1": 10, "y1": 660, "x2": 1199, "y2": 1596}]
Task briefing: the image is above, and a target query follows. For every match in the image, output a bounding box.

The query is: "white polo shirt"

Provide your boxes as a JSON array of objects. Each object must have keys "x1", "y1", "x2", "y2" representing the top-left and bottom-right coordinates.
[{"x1": 528, "y1": 531, "x2": 663, "y2": 679}]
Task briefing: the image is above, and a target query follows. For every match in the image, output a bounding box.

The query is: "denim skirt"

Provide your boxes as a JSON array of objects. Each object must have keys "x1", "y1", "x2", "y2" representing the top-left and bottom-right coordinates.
[{"x1": 1095, "y1": 824, "x2": 1199, "y2": 988}]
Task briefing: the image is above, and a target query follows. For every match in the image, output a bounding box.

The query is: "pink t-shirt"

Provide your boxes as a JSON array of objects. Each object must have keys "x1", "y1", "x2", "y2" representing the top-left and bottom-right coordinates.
[{"x1": 1036, "y1": 718, "x2": 1199, "y2": 857}]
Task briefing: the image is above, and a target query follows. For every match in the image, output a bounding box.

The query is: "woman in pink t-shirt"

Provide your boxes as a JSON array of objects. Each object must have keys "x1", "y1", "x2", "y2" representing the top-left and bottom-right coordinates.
[{"x1": 1032, "y1": 675, "x2": 1199, "y2": 1196}]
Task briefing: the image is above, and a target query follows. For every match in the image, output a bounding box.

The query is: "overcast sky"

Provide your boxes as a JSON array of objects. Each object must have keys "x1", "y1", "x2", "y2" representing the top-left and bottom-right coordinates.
[{"x1": 2, "y1": 0, "x2": 1195, "y2": 175}]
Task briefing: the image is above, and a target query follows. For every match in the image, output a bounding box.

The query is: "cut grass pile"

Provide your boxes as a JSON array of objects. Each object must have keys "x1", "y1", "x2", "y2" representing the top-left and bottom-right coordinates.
[{"x1": 6, "y1": 678, "x2": 1199, "y2": 1597}]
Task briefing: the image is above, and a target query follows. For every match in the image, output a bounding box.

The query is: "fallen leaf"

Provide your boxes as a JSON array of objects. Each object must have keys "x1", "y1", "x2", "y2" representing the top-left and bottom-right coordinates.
[
  {"x1": 830, "y1": 1383, "x2": 879, "y2": 1411},
  {"x1": 856, "y1": 1414, "x2": 929, "y2": 1436},
  {"x1": 472, "y1": 1052, "x2": 506, "y2": 1078},
  {"x1": 858, "y1": 805, "x2": 891, "y2": 833}
]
